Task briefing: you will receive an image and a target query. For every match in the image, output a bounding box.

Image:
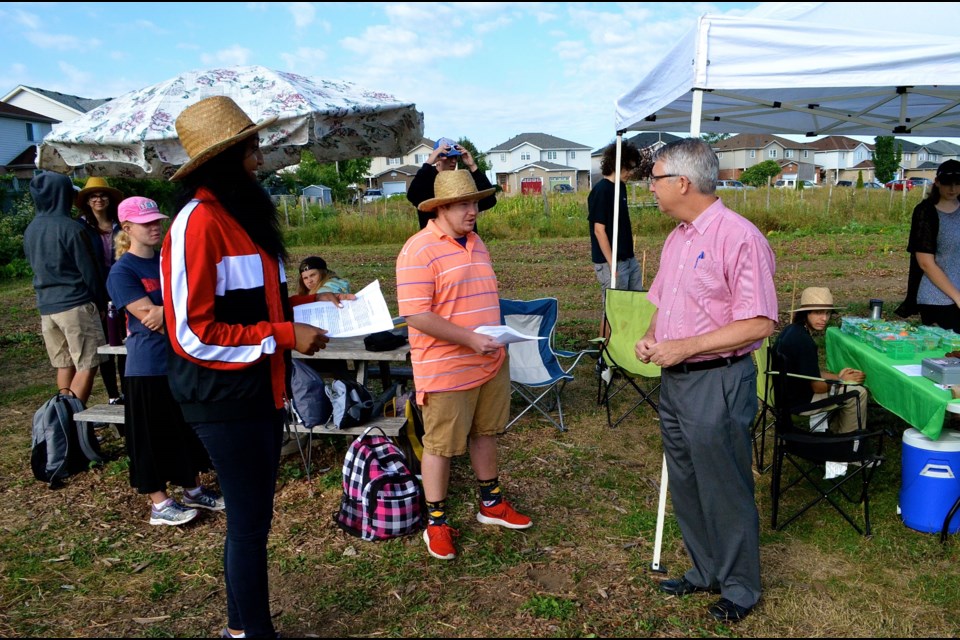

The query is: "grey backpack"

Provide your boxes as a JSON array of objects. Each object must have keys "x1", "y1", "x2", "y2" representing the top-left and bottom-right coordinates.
[{"x1": 30, "y1": 390, "x2": 103, "y2": 488}]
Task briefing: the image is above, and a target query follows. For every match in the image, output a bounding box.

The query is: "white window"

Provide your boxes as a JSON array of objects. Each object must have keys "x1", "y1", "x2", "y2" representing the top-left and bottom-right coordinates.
[
  {"x1": 749, "y1": 150, "x2": 756, "y2": 159},
  {"x1": 387, "y1": 157, "x2": 401, "y2": 166},
  {"x1": 571, "y1": 151, "x2": 576, "y2": 159},
  {"x1": 919, "y1": 152, "x2": 927, "y2": 162},
  {"x1": 25, "y1": 123, "x2": 41, "y2": 142},
  {"x1": 840, "y1": 152, "x2": 846, "y2": 161},
  {"x1": 521, "y1": 152, "x2": 531, "y2": 161},
  {"x1": 803, "y1": 150, "x2": 809, "y2": 158},
  {"x1": 768, "y1": 149, "x2": 778, "y2": 159},
  {"x1": 855, "y1": 151, "x2": 863, "y2": 161},
  {"x1": 500, "y1": 153, "x2": 506, "y2": 162},
  {"x1": 415, "y1": 153, "x2": 428, "y2": 164},
  {"x1": 785, "y1": 150, "x2": 794, "y2": 159},
  {"x1": 547, "y1": 151, "x2": 557, "y2": 160},
  {"x1": 717, "y1": 152, "x2": 723, "y2": 159},
  {"x1": 904, "y1": 153, "x2": 912, "y2": 161}
]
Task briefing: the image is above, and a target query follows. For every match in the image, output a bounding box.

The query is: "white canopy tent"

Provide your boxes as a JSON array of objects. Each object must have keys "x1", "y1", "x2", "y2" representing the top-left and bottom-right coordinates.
[{"x1": 608, "y1": 1, "x2": 960, "y2": 572}]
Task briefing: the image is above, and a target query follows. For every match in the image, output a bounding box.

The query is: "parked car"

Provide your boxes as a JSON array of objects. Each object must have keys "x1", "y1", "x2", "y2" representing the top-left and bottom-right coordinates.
[
  {"x1": 908, "y1": 177, "x2": 934, "y2": 188},
  {"x1": 361, "y1": 188, "x2": 384, "y2": 203},
  {"x1": 885, "y1": 179, "x2": 913, "y2": 191},
  {"x1": 798, "y1": 180, "x2": 820, "y2": 189},
  {"x1": 863, "y1": 181, "x2": 884, "y2": 189},
  {"x1": 553, "y1": 183, "x2": 575, "y2": 193},
  {"x1": 835, "y1": 180, "x2": 854, "y2": 187},
  {"x1": 716, "y1": 180, "x2": 756, "y2": 190}
]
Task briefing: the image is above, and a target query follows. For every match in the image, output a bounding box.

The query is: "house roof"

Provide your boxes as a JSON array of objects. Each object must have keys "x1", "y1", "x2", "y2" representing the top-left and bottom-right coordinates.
[
  {"x1": 807, "y1": 136, "x2": 873, "y2": 152},
  {"x1": 373, "y1": 165, "x2": 420, "y2": 178},
  {"x1": 511, "y1": 161, "x2": 578, "y2": 173},
  {"x1": 488, "y1": 133, "x2": 591, "y2": 153},
  {"x1": 712, "y1": 133, "x2": 817, "y2": 151},
  {"x1": 851, "y1": 159, "x2": 876, "y2": 169},
  {"x1": 592, "y1": 132, "x2": 682, "y2": 155},
  {"x1": 4, "y1": 145, "x2": 38, "y2": 168},
  {"x1": 0, "y1": 101, "x2": 58, "y2": 123},
  {"x1": 926, "y1": 139, "x2": 960, "y2": 155},
  {"x1": 2, "y1": 85, "x2": 110, "y2": 114},
  {"x1": 892, "y1": 138, "x2": 925, "y2": 152}
]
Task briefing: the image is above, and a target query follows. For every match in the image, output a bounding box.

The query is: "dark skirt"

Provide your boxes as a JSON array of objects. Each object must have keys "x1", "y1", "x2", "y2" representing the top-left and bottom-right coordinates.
[{"x1": 123, "y1": 375, "x2": 212, "y2": 494}]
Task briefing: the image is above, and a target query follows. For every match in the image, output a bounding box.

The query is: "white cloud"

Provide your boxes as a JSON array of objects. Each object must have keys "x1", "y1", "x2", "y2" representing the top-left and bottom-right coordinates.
[
  {"x1": 200, "y1": 46, "x2": 252, "y2": 67},
  {"x1": 279, "y1": 47, "x2": 327, "y2": 74},
  {"x1": 24, "y1": 32, "x2": 97, "y2": 52},
  {"x1": 288, "y1": 2, "x2": 315, "y2": 30},
  {"x1": 13, "y1": 9, "x2": 41, "y2": 30}
]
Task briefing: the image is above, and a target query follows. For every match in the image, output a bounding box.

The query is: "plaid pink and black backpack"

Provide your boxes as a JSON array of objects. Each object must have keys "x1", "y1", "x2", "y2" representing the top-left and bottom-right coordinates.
[{"x1": 334, "y1": 425, "x2": 423, "y2": 541}]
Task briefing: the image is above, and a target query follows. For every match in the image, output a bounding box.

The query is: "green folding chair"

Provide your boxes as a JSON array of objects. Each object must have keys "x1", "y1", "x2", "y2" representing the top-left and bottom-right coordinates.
[{"x1": 595, "y1": 289, "x2": 661, "y2": 429}]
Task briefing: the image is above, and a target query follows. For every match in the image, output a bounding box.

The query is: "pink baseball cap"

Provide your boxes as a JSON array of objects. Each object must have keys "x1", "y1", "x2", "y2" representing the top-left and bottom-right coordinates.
[{"x1": 118, "y1": 196, "x2": 169, "y2": 224}]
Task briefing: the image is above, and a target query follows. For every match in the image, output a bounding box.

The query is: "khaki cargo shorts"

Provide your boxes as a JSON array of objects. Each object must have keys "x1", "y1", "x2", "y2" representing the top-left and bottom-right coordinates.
[
  {"x1": 40, "y1": 301, "x2": 106, "y2": 371},
  {"x1": 421, "y1": 361, "x2": 511, "y2": 457}
]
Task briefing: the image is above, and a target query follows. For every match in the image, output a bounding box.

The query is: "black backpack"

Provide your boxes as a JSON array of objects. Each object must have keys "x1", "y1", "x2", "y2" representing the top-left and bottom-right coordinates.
[{"x1": 30, "y1": 390, "x2": 103, "y2": 488}]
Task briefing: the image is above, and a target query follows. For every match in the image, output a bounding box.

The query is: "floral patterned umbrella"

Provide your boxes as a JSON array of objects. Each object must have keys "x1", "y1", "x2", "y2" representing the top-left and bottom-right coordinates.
[{"x1": 37, "y1": 65, "x2": 424, "y2": 179}]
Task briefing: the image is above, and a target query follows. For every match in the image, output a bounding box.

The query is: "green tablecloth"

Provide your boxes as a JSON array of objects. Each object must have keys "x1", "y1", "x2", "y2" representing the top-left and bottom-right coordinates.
[{"x1": 825, "y1": 326, "x2": 960, "y2": 440}]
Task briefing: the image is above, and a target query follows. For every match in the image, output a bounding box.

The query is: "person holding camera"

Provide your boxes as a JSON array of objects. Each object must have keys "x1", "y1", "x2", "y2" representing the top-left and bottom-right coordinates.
[{"x1": 407, "y1": 137, "x2": 497, "y2": 229}]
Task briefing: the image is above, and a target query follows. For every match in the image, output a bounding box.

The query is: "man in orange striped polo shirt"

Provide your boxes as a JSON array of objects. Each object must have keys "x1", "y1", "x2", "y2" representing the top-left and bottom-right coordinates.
[{"x1": 396, "y1": 170, "x2": 533, "y2": 561}]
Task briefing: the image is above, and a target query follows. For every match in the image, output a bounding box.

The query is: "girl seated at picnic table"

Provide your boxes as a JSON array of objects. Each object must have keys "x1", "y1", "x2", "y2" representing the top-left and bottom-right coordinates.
[
  {"x1": 289, "y1": 256, "x2": 351, "y2": 307},
  {"x1": 773, "y1": 287, "x2": 869, "y2": 435}
]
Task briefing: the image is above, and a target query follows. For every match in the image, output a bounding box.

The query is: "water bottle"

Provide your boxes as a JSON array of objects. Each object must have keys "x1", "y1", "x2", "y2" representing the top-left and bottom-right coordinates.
[
  {"x1": 869, "y1": 298, "x2": 883, "y2": 321},
  {"x1": 106, "y1": 302, "x2": 122, "y2": 346}
]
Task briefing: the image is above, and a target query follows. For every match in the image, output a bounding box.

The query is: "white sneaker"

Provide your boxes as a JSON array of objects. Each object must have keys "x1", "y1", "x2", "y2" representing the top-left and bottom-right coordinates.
[{"x1": 149, "y1": 500, "x2": 198, "y2": 526}]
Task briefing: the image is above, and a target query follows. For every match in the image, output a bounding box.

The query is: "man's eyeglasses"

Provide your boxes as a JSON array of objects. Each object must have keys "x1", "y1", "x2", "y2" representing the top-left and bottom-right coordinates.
[{"x1": 650, "y1": 174, "x2": 679, "y2": 183}]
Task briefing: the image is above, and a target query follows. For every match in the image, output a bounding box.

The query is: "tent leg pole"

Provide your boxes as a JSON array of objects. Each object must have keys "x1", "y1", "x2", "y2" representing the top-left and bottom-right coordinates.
[{"x1": 650, "y1": 453, "x2": 669, "y2": 573}]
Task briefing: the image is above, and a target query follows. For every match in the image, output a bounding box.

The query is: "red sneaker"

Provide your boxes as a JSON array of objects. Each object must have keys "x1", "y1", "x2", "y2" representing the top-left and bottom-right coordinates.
[
  {"x1": 476, "y1": 500, "x2": 533, "y2": 530},
  {"x1": 423, "y1": 524, "x2": 459, "y2": 560}
]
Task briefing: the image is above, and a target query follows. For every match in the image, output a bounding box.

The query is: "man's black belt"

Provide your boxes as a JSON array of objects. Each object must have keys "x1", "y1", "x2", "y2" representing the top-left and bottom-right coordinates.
[{"x1": 663, "y1": 353, "x2": 748, "y2": 374}]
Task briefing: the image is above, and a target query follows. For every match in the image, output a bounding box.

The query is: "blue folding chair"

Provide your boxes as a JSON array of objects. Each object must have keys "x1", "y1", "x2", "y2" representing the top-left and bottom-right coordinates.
[{"x1": 500, "y1": 297, "x2": 590, "y2": 431}]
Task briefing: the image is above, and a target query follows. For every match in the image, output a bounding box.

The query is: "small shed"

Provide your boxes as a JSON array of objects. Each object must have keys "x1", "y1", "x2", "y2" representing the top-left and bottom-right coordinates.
[{"x1": 301, "y1": 184, "x2": 333, "y2": 206}]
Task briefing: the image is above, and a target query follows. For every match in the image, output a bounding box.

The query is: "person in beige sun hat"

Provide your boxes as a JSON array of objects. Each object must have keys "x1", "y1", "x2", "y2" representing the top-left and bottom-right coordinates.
[
  {"x1": 775, "y1": 286, "x2": 868, "y2": 436},
  {"x1": 161, "y1": 95, "x2": 330, "y2": 639},
  {"x1": 396, "y1": 168, "x2": 532, "y2": 563}
]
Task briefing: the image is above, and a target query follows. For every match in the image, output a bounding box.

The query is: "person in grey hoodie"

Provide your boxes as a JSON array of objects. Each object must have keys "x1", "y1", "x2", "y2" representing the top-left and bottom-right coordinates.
[{"x1": 24, "y1": 171, "x2": 107, "y2": 404}]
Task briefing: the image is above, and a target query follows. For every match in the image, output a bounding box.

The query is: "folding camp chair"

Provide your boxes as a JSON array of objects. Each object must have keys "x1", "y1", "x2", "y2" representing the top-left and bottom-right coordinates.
[
  {"x1": 769, "y1": 345, "x2": 886, "y2": 536},
  {"x1": 595, "y1": 289, "x2": 661, "y2": 429},
  {"x1": 751, "y1": 337, "x2": 775, "y2": 473},
  {"x1": 500, "y1": 297, "x2": 590, "y2": 432}
]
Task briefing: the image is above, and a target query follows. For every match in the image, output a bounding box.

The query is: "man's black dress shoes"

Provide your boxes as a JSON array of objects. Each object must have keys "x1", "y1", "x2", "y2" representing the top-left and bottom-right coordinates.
[
  {"x1": 658, "y1": 577, "x2": 720, "y2": 596},
  {"x1": 708, "y1": 597, "x2": 753, "y2": 622}
]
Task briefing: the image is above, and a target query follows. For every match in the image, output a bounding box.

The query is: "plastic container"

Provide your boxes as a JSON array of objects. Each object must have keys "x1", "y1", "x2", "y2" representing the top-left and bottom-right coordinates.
[
  {"x1": 899, "y1": 428, "x2": 960, "y2": 534},
  {"x1": 940, "y1": 331, "x2": 960, "y2": 351}
]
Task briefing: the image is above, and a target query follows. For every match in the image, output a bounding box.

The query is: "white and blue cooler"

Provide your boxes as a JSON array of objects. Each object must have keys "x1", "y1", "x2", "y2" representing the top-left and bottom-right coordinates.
[{"x1": 899, "y1": 428, "x2": 960, "y2": 534}]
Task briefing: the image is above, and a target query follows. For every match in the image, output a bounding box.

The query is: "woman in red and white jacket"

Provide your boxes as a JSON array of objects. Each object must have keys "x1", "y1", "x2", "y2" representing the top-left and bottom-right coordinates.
[{"x1": 160, "y1": 96, "x2": 332, "y2": 640}]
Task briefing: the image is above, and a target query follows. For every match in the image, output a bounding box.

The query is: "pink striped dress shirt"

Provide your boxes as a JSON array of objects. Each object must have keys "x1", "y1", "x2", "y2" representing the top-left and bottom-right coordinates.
[{"x1": 647, "y1": 198, "x2": 778, "y2": 360}]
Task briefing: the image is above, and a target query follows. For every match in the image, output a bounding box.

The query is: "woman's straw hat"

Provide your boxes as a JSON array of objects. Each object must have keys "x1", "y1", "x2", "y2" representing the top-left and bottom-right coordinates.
[
  {"x1": 418, "y1": 170, "x2": 496, "y2": 212},
  {"x1": 75, "y1": 176, "x2": 122, "y2": 209},
  {"x1": 170, "y1": 96, "x2": 277, "y2": 181},
  {"x1": 790, "y1": 287, "x2": 845, "y2": 314}
]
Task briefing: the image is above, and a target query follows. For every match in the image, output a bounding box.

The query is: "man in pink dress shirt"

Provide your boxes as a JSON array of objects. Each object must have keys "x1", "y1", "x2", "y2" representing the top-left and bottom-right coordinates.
[{"x1": 636, "y1": 138, "x2": 778, "y2": 623}]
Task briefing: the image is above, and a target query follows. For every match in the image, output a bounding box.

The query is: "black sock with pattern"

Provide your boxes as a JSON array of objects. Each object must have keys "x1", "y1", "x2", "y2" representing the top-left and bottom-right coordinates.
[
  {"x1": 478, "y1": 477, "x2": 502, "y2": 508},
  {"x1": 426, "y1": 500, "x2": 447, "y2": 526}
]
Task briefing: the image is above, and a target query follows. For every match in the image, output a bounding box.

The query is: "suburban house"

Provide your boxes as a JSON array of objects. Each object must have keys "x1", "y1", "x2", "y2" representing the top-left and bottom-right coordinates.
[
  {"x1": 712, "y1": 134, "x2": 820, "y2": 187},
  {"x1": 486, "y1": 133, "x2": 592, "y2": 195},
  {"x1": 0, "y1": 102, "x2": 57, "y2": 180},
  {"x1": 590, "y1": 132, "x2": 681, "y2": 186},
  {"x1": 364, "y1": 137, "x2": 434, "y2": 196},
  {"x1": 892, "y1": 138, "x2": 947, "y2": 181},
  {"x1": 1, "y1": 85, "x2": 111, "y2": 183},
  {"x1": 808, "y1": 136, "x2": 876, "y2": 185}
]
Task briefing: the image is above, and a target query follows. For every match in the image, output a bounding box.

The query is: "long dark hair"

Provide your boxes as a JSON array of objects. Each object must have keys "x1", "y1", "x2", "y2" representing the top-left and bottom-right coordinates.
[{"x1": 173, "y1": 140, "x2": 287, "y2": 261}]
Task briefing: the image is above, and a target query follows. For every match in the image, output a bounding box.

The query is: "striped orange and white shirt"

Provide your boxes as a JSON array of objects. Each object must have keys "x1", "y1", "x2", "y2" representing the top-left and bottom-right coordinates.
[{"x1": 396, "y1": 220, "x2": 504, "y2": 404}]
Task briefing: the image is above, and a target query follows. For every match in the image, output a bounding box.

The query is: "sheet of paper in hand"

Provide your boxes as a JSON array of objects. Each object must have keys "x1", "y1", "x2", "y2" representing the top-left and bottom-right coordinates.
[
  {"x1": 474, "y1": 325, "x2": 545, "y2": 345},
  {"x1": 293, "y1": 280, "x2": 395, "y2": 337}
]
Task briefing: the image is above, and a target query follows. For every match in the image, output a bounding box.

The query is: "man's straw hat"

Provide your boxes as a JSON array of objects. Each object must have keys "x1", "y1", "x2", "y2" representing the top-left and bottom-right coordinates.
[
  {"x1": 790, "y1": 287, "x2": 844, "y2": 314},
  {"x1": 418, "y1": 170, "x2": 495, "y2": 212},
  {"x1": 75, "y1": 176, "x2": 122, "y2": 209},
  {"x1": 170, "y1": 96, "x2": 277, "y2": 181}
]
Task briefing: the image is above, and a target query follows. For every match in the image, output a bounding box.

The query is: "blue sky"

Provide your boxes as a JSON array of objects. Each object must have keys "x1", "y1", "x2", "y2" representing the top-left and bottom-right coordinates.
[{"x1": 0, "y1": 1, "x2": 770, "y2": 153}]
